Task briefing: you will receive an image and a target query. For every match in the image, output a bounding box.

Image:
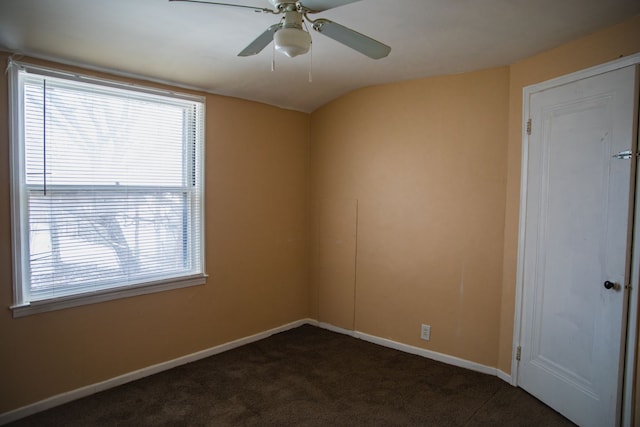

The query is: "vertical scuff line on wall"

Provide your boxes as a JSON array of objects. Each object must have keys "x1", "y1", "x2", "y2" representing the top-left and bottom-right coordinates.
[
  {"x1": 352, "y1": 199, "x2": 359, "y2": 331},
  {"x1": 457, "y1": 259, "x2": 465, "y2": 338},
  {"x1": 315, "y1": 200, "x2": 320, "y2": 322}
]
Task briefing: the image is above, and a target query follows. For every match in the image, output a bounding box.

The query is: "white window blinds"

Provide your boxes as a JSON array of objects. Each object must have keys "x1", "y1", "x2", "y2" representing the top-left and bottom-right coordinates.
[{"x1": 10, "y1": 62, "x2": 205, "y2": 310}]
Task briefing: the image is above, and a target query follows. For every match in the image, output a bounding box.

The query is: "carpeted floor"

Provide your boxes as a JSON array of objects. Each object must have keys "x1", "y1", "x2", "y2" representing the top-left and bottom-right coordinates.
[{"x1": 8, "y1": 325, "x2": 574, "y2": 426}]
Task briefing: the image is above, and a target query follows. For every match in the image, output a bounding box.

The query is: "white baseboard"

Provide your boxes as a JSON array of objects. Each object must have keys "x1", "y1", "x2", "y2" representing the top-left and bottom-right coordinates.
[
  {"x1": 313, "y1": 322, "x2": 501, "y2": 378},
  {"x1": 315, "y1": 321, "x2": 355, "y2": 337},
  {"x1": 1, "y1": 318, "x2": 512, "y2": 425},
  {"x1": 0, "y1": 318, "x2": 312, "y2": 426},
  {"x1": 497, "y1": 369, "x2": 513, "y2": 385},
  {"x1": 357, "y1": 331, "x2": 497, "y2": 376}
]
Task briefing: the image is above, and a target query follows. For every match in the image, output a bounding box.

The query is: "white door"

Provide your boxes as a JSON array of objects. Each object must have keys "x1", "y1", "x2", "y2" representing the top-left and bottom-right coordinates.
[{"x1": 518, "y1": 65, "x2": 638, "y2": 427}]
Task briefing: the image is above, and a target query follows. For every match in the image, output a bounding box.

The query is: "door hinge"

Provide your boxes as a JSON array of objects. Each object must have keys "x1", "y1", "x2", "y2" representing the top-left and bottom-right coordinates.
[
  {"x1": 516, "y1": 346, "x2": 522, "y2": 361},
  {"x1": 612, "y1": 150, "x2": 634, "y2": 160},
  {"x1": 526, "y1": 119, "x2": 532, "y2": 135}
]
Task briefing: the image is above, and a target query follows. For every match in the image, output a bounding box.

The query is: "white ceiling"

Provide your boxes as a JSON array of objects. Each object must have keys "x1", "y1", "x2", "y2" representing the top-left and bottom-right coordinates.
[{"x1": 0, "y1": 0, "x2": 638, "y2": 112}]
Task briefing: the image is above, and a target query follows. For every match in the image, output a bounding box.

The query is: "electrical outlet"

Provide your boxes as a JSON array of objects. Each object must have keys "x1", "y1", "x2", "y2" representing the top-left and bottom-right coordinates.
[{"x1": 421, "y1": 324, "x2": 431, "y2": 341}]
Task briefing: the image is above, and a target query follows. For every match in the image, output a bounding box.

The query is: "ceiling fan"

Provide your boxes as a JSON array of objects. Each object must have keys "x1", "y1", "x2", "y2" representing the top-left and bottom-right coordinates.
[{"x1": 169, "y1": 0, "x2": 391, "y2": 59}]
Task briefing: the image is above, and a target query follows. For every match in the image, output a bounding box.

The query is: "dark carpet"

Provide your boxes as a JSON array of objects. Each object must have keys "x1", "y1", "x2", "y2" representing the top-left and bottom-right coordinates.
[{"x1": 9, "y1": 325, "x2": 574, "y2": 426}]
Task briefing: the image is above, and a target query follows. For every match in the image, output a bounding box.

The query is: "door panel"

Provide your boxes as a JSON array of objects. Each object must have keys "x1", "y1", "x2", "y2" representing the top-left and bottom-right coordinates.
[{"x1": 519, "y1": 66, "x2": 638, "y2": 427}]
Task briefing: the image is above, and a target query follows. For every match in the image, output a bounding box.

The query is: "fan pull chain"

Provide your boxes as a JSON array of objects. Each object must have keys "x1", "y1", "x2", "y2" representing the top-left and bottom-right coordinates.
[
  {"x1": 308, "y1": 39, "x2": 313, "y2": 82},
  {"x1": 271, "y1": 42, "x2": 276, "y2": 72},
  {"x1": 303, "y1": 20, "x2": 313, "y2": 83}
]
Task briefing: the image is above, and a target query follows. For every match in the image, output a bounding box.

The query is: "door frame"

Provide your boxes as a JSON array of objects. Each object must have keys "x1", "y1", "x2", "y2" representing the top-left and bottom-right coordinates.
[{"x1": 512, "y1": 52, "x2": 640, "y2": 426}]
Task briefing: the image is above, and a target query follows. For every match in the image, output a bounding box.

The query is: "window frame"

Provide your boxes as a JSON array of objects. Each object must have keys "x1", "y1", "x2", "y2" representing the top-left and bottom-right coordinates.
[{"x1": 8, "y1": 60, "x2": 207, "y2": 317}]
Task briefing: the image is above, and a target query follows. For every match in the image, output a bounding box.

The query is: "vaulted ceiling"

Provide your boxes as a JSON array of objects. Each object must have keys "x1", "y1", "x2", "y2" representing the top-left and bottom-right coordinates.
[{"x1": 1, "y1": 0, "x2": 639, "y2": 112}]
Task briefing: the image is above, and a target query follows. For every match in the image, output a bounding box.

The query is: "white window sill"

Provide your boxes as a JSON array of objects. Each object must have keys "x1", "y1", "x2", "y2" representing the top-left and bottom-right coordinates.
[{"x1": 10, "y1": 274, "x2": 208, "y2": 318}]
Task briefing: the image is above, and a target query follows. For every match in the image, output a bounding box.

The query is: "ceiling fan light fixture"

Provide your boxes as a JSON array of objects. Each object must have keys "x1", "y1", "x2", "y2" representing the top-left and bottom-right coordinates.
[
  {"x1": 170, "y1": 0, "x2": 391, "y2": 60},
  {"x1": 274, "y1": 28, "x2": 311, "y2": 58}
]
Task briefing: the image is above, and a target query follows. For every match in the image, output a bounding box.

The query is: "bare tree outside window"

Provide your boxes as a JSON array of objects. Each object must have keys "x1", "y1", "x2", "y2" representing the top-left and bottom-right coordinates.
[{"x1": 18, "y1": 72, "x2": 202, "y2": 300}]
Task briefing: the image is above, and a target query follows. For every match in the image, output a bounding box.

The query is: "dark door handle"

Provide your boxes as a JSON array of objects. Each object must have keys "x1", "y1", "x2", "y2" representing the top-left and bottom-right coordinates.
[{"x1": 604, "y1": 281, "x2": 615, "y2": 290}]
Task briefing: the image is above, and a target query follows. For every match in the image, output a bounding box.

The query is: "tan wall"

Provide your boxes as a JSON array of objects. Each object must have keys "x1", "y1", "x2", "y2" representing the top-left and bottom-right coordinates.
[
  {"x1": 2, "y1": 14, "x2": 639, "y2": 418},
  {"x1": 0, "y1": 54, "x2": 311, "y2": 413},
  {"x1": 497, "y1": 15, "x2": 640, "y2": 374},
  {"x1": 311, "y1": 15, "x2": 640, "y2": 374},
  {"x1": 311, "y1": 67, "x2": 510, "y2": 367}
]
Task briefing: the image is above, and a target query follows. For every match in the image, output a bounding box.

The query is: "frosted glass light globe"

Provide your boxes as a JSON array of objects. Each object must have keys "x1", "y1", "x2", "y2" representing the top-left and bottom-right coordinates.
[{"x1": 274, "y1": 28, "x2": 311, "y2": 58}]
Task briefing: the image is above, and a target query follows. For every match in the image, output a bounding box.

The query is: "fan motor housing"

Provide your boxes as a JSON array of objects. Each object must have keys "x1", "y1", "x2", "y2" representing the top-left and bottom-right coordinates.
[{"x1": 269, "y1": 0, "x2": 297, "y2": 11}]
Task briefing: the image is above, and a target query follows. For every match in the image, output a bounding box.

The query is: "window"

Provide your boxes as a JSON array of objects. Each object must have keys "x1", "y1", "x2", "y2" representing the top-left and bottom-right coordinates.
[{"x1": 9, "y1": 61, "x2": 206, "y2": 316}]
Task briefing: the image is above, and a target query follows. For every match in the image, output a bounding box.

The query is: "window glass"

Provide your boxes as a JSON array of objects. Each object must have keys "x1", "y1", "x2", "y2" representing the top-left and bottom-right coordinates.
[{"x1": 10, "y1": 62, "x2": 206, "y2": 312}]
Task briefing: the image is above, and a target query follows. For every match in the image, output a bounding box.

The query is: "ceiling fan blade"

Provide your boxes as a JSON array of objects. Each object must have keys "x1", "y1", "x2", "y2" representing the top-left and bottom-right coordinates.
[
  {"x1": 168, "y1": 0, "x2": 275, "y2": 13},
  {"x1": 238, "y1": 24, "x2": 281, "y2": 56},
  {"x1": 299, "y1": 0, "x2": 361, "y2": 13},
  {"x1": 312, "y1": 19, "x2": 391, "y2": 59}
]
